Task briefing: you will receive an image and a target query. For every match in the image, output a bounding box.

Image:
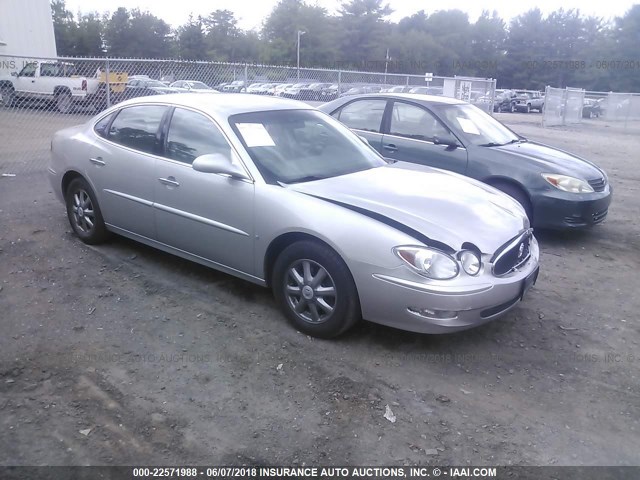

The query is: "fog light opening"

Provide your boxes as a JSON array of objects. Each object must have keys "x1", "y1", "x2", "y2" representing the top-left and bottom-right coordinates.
[{"x1": 407, "y1": 307, "x2": 458, "y2": 320}]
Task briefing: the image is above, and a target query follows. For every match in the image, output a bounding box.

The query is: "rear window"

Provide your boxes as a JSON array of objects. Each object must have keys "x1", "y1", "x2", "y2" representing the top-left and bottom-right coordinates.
[{"x1": 107, "y1": 105, "x2": 166, "y2": 155}]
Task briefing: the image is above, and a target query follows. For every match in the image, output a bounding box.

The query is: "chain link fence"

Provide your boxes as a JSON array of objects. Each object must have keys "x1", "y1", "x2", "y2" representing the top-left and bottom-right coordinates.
[
  {"x1": 0, "y1": 54, "x2": 495, "y2": 175},
  {"x1": 543, "y1": 85, "x2": 640, "y2": 130}
]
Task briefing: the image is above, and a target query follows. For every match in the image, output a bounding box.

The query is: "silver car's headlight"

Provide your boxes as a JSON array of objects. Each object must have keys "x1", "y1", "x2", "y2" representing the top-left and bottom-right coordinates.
[
  {"x1": 458, "y1": 250, "x2": 481, "y2": 276},
  {"x1": 542, "y1": 173, "x2": 594, "y2": 193},
  {"x1": 394, "y1": 246, "x2": 459, "y2": 280}
]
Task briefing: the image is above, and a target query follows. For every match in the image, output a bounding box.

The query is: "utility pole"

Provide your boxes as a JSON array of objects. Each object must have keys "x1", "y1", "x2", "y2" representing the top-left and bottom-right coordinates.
[{"x1": 297, "y1": 30, "x2": 305, "y2": 81}]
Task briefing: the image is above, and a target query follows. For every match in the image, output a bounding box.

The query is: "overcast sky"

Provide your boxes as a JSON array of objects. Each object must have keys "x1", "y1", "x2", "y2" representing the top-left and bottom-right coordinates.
[{"x1": 63, "y1": 0, "x2": 636, "y2": 30}]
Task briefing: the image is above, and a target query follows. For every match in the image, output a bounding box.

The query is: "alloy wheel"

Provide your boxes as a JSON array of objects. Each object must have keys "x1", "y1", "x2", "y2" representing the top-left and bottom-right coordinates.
[
  {"x1": 71, "y1": 189, "x2": 96, "y2": 234},
  {"x1": 284, "y1": 259, "x2": 337, "y2": 324}
]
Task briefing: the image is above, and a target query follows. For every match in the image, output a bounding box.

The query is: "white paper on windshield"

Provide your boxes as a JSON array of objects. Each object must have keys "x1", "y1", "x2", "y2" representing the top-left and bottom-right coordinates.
[
  {"x1": 456, "y1": 117, "x2": 480, "y2": 135},
  {"x1": 236, "y1": 123, "x2": 276, "y2": 147}
]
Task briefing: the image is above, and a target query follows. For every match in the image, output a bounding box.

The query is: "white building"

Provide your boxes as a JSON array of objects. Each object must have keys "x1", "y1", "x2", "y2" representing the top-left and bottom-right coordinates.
[{"x1": 0, "y1": 0, "x2": 57, "y2": 75}]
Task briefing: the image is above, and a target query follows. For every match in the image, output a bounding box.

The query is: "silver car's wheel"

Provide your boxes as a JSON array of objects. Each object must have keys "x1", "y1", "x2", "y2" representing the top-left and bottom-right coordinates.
[
  {"x1": 284, "y1": 259, "x2": 337, "y2": 324},
  {"x1": 272, "y1": 240, "x2": 360, "y2": 338},
  {"x1": 65, "y1": 178, "x2": 109, "y2": 244}
]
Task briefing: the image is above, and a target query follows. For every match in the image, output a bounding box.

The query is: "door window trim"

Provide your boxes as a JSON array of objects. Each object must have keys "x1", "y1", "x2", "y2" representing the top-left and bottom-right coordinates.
[{"x1": 382, "y1": 99, "x2": 466, "y2": 149}]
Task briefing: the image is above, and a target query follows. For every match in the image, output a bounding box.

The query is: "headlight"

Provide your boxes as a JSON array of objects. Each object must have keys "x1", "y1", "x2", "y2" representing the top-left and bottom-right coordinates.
[
  {"x1": 458, "y1": 250, "x2": 481, "y2": 276},
  {"x1": 542, "y1": 173, "x2": 594, "y2": 193},
  {"x1": 394, "y1": 246, "x2": 459, "y2": 280}
]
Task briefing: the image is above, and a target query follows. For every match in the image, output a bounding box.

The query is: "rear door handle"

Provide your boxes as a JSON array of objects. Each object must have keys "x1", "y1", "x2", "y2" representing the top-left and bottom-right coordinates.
[
  {"x1": 383, "y1": 143, "x2": 398, "y2": 152},
  {"x1": 158, "y1": 177, "x2": 180, "y2": 187},
  {"x1": 90, "y1": 157, "x2": 105, "y2": 166}
]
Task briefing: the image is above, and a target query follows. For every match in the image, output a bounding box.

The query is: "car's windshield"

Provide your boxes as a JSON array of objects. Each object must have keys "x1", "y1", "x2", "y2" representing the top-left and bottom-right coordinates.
[
  {"x1": 434, "y1": 103, "x2": 520, "y2": 146},
  {"x1": 189, "y1": 82, "x2": 209, "y2": 89},
  {"x1": 230, "y1": 109, "x2": 386, "y2": 184}
]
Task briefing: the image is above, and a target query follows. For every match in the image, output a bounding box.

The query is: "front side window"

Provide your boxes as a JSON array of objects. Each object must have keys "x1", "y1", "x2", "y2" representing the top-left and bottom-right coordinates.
[
  {"x1": 107, "y1": 105, "x2": 166, "y2": 154},
  {"x1": 19, "y1": 63, "x2": 37, "y2": 77},
  {"x1": 389, "y1": 102, "x2": 450, "y2": 142},
  {"x1": 334, "y1": 99, "x2": 387, "y2": 133},
  {"x1": 434, "y1": 103, "x2": 520, "y2": 146},
  {"x1": 230, "y1": 109, "x2": 386, "y2": 184},
  {"x1": 165, "y1": 108, "x2": 231, "y2": 165}
]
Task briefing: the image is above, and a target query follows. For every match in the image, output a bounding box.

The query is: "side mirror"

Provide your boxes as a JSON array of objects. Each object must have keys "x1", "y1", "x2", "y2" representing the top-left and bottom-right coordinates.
[
  {"x1": 11, "y1": 72, "x2": 17, "y2": 77},
  {"x1": 192, "y1": 153, "x2": 251, "y2": 181},
  {"x1": 433, "y1": 134, "x2": 460, "y2": 149}
]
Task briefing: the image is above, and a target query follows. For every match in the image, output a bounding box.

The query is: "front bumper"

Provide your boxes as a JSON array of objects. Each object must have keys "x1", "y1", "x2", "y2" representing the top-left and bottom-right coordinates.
[
  {"x1": 532, "y1": 185, "x2": 612, "y2": 229},
  {"x1": 356, "y1": 238, "x2": 540, "y2": 334}
]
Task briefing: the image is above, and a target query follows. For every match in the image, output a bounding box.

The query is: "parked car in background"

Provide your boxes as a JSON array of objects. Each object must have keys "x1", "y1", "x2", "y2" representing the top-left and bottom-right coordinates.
[
  {"x1": 170, "y1": 81, "x2": 218, "y2": 93},
  {"x1": 408, "y1": 86, "x2": 444, "y2": 96},
  {"x1": 383, "y1": 85, "x2": 413, "y2": 93},
  {"x1": 513, "y1": 90, "x2": 545, "y2": 113},
  {"x1": 340, "y1": 85, "x2": 383, "y2": 97},
  {"x1": 222, "y1": 80, "x2": 246, "y2": 92},
  {"x1": 298, "y1": 83, "x2": 333, "y2": 100},
  {"x1": 582, "y1": 98, "x2": 603, "y2": 118},
  {"x1": 49, "y1": 94, "x2": 538, "y2": 338},
  {"x1": 0, "y1": 60, "x2": 102, "y2": 113},
  {"x1": 318, "y1": 83, "x2": 348, "y2": 100},
  {"x1": 126, "y1": 79, "x2": 182, "y2": 96},
  {"x1": 320, "y1": 93, "x2": 612, "y2": 229},
  {"x1": 491, "y1": 89, "x2": 517, "y2": 112},
  {"x1": 273, "y1": 83, "x2": 294, "y2": 97},
  {"x1": 281, "y1": 83, "x2": 311, "y2": 99},
  {"x1": 245, "y1": 83, "x2": 266, "y2": 94}
]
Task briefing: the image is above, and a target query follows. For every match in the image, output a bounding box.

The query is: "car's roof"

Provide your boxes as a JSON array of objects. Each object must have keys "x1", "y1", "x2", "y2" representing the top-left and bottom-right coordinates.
[
  {"x1": 113, "y1": 93, "x2": 314, "y2": 117},
  {"x1": 336, "y1": 93, "x2": 466, "y2": 105}
]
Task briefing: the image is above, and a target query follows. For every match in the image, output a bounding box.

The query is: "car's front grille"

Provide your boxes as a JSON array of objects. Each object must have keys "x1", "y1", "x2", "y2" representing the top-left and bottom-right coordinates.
[
  {"x1": 588, "y1": 177, "x2": 606, "y2": 192},
  {"x1": 592, "y1": 208, "x2": 608, "y2": 223},
  {"x1": 492, "y1": 230, "x2": 533, "y2": 277}
]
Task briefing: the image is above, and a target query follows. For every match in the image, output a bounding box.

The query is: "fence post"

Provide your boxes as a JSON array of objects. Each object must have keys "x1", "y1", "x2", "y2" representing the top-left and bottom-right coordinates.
[
  {"x1": 542, "y1": 85, "x2": 549, "y2": 127},
  {"x1": 337, "y1": 70, "x2": 341, "y2": 93},
  {"x1": 561, "y1": 88, "x2": 568, "y2": 126},
  {"x1": 244, "y1": 64, "x2": 248, "y2": 91},
  {"x1": 105, "y1": 57, "x2": 111, "y2": 108},
  {"x1": 490, "y1": 78, "x2": 497, "y2": 116}
]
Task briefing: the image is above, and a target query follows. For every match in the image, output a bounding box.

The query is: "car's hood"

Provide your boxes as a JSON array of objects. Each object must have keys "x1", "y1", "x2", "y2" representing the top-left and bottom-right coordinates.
[
  {"x1": 288, "y1": 163, "x2": 528, "y2": 254},
  {"x1": 490, "y1": 141, "x2": 605, "y2": 179}
]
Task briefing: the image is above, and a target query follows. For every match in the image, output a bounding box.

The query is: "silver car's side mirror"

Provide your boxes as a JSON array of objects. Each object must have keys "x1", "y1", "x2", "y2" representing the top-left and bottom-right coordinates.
[{"x1": 192, "y1": 153, "x2": 251, "y2": 181}]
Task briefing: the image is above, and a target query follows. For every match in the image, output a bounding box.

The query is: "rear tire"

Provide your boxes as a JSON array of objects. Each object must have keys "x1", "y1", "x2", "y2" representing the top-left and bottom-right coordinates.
[
  {"x1": 65, "y1": 178, "x2": 109, "y2": 244},
  {"x1": 272, "y1": 240, "x2": 360, "y2": 338},
  {"x1": 56, "y1": 91, "x2": 73, "y2": 113}
]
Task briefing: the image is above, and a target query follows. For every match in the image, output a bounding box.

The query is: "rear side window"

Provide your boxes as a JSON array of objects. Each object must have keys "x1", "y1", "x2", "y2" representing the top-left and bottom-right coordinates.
[
  {"x1": 165, "y1": 108, "x2": 231, "y2": 164},
  {"x1": 107, "y1": 105, "x2": 166, "y2": 154},
  {"x1": 94, "y1": 113, "x2": 115, "y2": 138},
  {"x1": 334, "y1": 99, "x2": 386, "y2": 133}
]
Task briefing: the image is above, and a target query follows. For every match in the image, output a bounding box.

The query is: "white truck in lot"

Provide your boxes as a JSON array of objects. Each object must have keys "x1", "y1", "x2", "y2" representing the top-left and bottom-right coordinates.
[{"x1": 0, "y1": 60, "x2": 101, "y2": 113}]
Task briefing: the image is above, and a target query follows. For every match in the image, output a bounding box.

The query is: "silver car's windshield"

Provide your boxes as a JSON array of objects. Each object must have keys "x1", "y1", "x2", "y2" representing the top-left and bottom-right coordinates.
[
  {"x1": 188, "y1": 82, "x2": 210, "y2": 90},
  {"x1": 230, "y1": 109, "x2": 386, "y2": 184},
  {"x1": 435, "y1": 104, "x2": 520, "y2": 146}
]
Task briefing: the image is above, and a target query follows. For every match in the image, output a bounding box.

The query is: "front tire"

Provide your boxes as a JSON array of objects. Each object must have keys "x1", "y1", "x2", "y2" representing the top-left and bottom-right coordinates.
[
  {"x1": 65, "y1": 178, "x2": 109, "y2": 244},
  {"x1": 272, "y1": 240, "x2": 360, "y2": 338}
]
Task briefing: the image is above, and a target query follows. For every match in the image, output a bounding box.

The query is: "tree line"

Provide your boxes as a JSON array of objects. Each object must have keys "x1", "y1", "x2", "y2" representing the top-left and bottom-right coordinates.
[{"x1": 50, "y1": 0, "x2": 640, "y2": 92}]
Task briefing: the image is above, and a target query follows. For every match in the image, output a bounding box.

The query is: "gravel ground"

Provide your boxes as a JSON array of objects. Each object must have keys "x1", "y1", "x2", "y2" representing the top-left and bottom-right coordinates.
[{"x1": 0, "y1": 108, "x2": 639, "y2": 468}]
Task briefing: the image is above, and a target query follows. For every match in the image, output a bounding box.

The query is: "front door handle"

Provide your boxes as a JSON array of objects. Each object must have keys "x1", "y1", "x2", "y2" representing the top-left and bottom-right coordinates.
[
  {"x1": 383, "y1": 143, "x2": 398, "y2": 152},
  {"x1": 158, "y1": 177, "x2": 180, "y2": 187},
  {"x1": 90, "y1": 157, "x2": 105, "y2": 166}
]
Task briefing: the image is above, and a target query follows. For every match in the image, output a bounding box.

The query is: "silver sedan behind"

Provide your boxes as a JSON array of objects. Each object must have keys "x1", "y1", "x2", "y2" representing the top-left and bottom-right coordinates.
[{"x1": 49, "y1": 94, "x2": 539, "y2": 338}]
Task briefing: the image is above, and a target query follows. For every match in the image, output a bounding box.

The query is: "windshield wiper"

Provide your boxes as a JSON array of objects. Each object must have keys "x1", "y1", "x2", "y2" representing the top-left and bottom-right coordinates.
[{"x1": 478, "y1": 142, "x2": 506, "y2": 147}]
